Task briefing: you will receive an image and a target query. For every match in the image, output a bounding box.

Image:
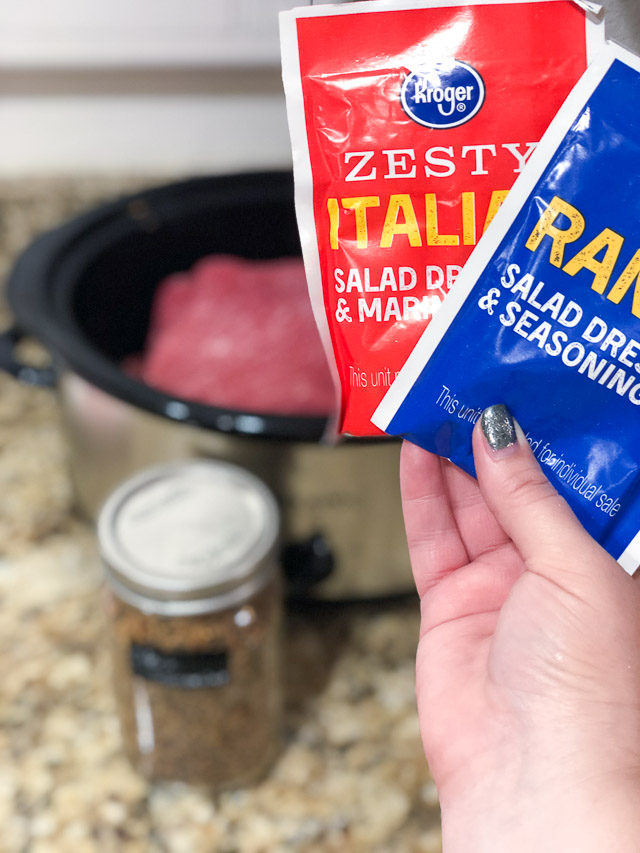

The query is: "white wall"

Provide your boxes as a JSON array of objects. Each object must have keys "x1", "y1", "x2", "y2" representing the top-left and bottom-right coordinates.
[
  {"x1": 0, "y1": 0, "x2": 299, "y2": 67},
  {"x1": 0, "y1": 82, "x2": 293, "y2": 177},
  {"x1": 0, "y1": 0, "x2": 304, "y2": 176},
  {"x1": 2, "y1": 0, "x2": 639, "y2": 177}
]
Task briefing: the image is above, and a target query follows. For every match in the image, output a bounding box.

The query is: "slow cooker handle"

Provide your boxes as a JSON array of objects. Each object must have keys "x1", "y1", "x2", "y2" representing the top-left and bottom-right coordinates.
[{"x1": 0, "y1": 326, "x2": 57, "y2": 388}]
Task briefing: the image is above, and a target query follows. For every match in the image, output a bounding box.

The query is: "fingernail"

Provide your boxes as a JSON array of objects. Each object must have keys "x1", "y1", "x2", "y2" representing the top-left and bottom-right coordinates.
[{"x1": 481, "y1": 404, "x2": 517, "y2": 453}]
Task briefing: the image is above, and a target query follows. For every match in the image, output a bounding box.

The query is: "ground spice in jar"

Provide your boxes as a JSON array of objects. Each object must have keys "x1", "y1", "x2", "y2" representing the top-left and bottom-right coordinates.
[{"x1": 98, "y1": 460, "x2": 281, "y2": 789}]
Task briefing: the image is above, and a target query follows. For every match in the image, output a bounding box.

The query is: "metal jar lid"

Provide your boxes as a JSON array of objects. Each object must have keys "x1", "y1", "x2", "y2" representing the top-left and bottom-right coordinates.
[{"x1": 97, "y1": 460, "x2": 280, "y2": 616}]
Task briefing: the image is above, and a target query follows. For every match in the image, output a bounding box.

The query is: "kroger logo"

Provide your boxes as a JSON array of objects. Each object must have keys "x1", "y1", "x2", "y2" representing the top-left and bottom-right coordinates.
[{"x1": 401, "y1": 60, "x2": 485, "y2": 129}]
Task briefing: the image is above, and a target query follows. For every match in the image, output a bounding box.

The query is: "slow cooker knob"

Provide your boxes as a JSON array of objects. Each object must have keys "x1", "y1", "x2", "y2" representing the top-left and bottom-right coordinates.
[{"x1": 281, "y1": 533, "x2": 334, "y2": 597}]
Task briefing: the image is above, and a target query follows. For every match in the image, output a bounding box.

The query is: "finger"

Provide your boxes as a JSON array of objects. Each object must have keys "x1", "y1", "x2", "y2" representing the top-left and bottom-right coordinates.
[
  {"x1": 441, "y1": 458, "x2": 512, "y2": 561},
  {"x1": 472, "y1": 404, "x2": 611, "y2": 589},
  {"x1": 400, "y1": 440, "x2": 469, "y2": 598}
]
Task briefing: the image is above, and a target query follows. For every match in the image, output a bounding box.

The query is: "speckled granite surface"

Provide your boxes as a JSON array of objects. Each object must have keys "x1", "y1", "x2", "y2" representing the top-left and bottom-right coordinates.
[{"x1": 0, "y1": 178, "x2": 441, "y2": 853}]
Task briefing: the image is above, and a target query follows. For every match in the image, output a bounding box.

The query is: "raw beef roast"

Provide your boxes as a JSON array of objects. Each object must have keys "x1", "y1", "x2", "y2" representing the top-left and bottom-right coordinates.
[{"x1": 127, "y1": 256, "x2": 336, "y2": 417}]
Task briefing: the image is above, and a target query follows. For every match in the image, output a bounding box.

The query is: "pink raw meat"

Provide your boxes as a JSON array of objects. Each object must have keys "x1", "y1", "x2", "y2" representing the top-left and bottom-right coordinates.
[{"x1": 132, "y1": 256, "x2": 336, "y2": 417}]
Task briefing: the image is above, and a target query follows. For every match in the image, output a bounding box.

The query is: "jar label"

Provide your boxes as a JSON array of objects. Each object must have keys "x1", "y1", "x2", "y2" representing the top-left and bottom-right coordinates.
[{"x1": 130, "y1": 643, "x2": 229, "y2": 689}]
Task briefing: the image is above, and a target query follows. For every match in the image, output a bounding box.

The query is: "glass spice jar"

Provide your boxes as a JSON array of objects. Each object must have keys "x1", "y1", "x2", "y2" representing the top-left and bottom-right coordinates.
[{"x1": 98, "y1": 459, "x2": 282, "y2": 789}]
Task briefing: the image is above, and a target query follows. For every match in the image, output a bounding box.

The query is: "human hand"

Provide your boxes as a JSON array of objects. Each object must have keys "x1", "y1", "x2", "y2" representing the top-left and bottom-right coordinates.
[{"x1": 401, "y1": 405, "x2": 640, "y2": 852}]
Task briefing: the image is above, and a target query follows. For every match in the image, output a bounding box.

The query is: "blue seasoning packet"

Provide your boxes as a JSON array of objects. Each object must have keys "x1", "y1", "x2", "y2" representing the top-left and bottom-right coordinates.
[{"x1": 372, "y1": 43, "x2": 640, "y2": 574}]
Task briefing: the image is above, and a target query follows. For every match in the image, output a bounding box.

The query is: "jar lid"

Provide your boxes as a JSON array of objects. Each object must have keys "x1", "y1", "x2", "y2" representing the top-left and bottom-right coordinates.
[{"x1": 98, "y1": 460, "x2": 279, "y2": 612}]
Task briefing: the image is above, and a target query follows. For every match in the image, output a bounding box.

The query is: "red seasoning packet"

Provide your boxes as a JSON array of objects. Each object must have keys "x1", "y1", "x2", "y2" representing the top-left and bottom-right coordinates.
[{"x1": 280, "y1": 0, "x2": 604, "y2": 436}]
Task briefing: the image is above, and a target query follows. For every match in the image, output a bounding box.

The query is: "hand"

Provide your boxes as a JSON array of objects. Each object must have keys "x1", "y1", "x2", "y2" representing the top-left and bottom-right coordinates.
[{"x1": 400, "y1": 405, "x2": 640, "y2": 852}]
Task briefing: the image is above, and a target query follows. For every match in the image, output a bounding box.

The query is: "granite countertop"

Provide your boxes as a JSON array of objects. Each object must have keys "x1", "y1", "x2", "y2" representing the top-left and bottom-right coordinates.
[{"x1": 0, "y1": 178, "x2": 441, "y2": 853}]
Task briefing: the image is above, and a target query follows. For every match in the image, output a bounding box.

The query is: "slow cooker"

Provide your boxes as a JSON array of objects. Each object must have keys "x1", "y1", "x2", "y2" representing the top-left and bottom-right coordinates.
[{"x1": 2, "y1": 172, "x2": 412, "y2": 600}]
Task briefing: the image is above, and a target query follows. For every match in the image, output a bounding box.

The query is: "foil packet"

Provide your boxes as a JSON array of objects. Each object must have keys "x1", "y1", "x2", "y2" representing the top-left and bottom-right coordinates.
[
  {"x1": 280, "y1": 0, "x2": 603, "y2": 436},
  {"x1": 373, "y1": 42, "x2": 640, "y2": 574}
]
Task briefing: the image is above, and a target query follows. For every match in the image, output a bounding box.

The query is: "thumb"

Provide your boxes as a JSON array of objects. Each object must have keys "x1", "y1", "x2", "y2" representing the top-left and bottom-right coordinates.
[{"x1": 472, "y1": 404, "x2": 612, "y2": 587}]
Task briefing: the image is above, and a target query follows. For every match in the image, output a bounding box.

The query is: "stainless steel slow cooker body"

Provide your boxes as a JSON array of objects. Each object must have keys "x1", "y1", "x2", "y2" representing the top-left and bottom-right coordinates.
[{"x1": 4, "y1": 172, "x2": 411, "y2": 600}]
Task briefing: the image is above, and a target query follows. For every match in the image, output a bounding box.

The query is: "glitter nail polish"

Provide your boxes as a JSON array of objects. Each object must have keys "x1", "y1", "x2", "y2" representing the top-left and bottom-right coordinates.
[{"x1": 481, "y1": 404, "x2": 517, "y2": 452}]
